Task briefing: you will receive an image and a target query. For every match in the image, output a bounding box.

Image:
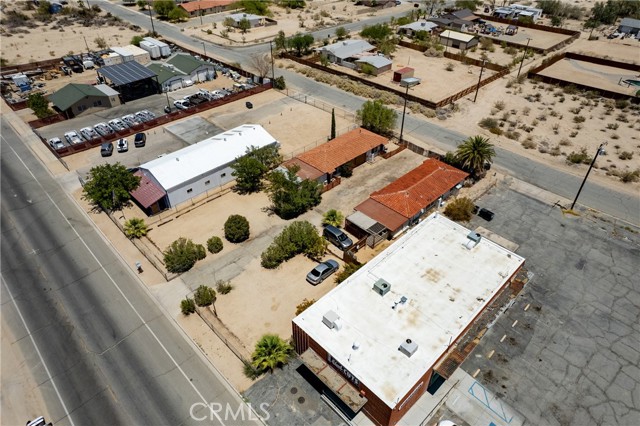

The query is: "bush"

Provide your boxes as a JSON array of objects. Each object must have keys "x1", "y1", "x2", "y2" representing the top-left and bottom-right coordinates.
[
  {"x1": 573, "y1": 115, "x2": 586, "y2": 123},
  {"x1": 618, "y1": 151, "x2": 633, "y2": 160},
  {"x1": 216, "y1": 280, "x2": 234, "y2": 294},
  {"x1": 273, "y1": 76, "x2": 286, "y2": 90},
  {"x1": 493, "y1": 101, "x2": 506, "y2": 111},
  {"x1": 261, "y1": 221, "x2": 325, "y2": 269},
  {"x1": 193, "y1": 285, "x2": 216, "y2": 307},
  {"x1": 163, "y1": 237, "x2": 201, "y2": 273},
  {"x1": 445, "y1": 62, "x2": 455, "y2": 71},
  {"x1": 243, "y1": 360, "x2": 262, "y2": 380},
  {"x1": 322, "y1": 209, "x2": 344, "y2": 228},
  {"x1": 123, "y1": 218, "x2": 148, "y2": 239},
  {"x1": 443, "y1": 197, "x2": 475, "y2": 222},
  {"x1": 335, "y1": 263, "x2": 362, "y2": 284},
  {"x1": 620, "y1": 169, "x2": 640, "y2": 183},
  {"x1": 615, "y1": 99, "x2": 629, "y2": 110},
  {"x1": 566, "y1": 148, "x2": 590, "y2": 165},
  {"x1": 224, "y1": 215, "x2": 250, "y2": 243},
  {"x1": 521, "y1": 138, "x2": 537, "y2": 149},
  {"x1": 180, "y1": 298, "x2": 196, "y2": 315},
  {"x1": 207, "y1": 236, "x2": 223, "y2": 253},
  {"x1": 295, "y1": 298, "x2": 315, "y2": 315},
  {"x1": 479, "y1": 117, "x2": 498, "y2": 129}
]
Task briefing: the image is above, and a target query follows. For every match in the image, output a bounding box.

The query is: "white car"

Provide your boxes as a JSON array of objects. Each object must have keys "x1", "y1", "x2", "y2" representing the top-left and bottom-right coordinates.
[
  {"x1": 121, "y1": 114, "x2": 141, "y2": 127},
  {"x1": 80, "y1": 127, "x2": 99, "y2": 140},
  {"x1": 173, "y1": 100, "x2": 190, "y2": 110},
  {"x1": 94, "y1": 122, "x2": 114, "y2": 136},
  {"x1": 183, "y1": 79, "x2": 194, "y2": 87},
  {"x1": 64, "y1": 130, "x2": 83, "y2": 145},
  {"x1": 48, "y1": 137, "x2": 65, "y2": 150},
  {"x1": 116, "y1": 138, "x2": 128, "y2": 153},
  {"x1": 108, "y1": 118, "x2": 127, "y2": 131}
]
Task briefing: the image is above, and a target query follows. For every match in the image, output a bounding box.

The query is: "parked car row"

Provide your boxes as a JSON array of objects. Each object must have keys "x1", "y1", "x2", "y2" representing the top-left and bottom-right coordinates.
[
  {"x1": 47, "y1": 110, "x2": 156, "y2": 151},
  {"x1": 100, "y1": 133, "x2": 146, "y2": 157},
  {"x1": 172, "y1": 89, "x2": 231, "y2": 110}
]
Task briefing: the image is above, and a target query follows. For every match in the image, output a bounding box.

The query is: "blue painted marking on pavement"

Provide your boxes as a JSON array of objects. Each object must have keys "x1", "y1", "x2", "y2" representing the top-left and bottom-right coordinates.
[{"x1": 468, "y1": 381, "x2": 513, "y2": 424}]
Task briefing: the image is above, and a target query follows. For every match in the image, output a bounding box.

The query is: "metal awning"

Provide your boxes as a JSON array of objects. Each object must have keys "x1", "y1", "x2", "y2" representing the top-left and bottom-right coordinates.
[
  {"x1": 346, "y1": 211, "x2": 387, "y2": 236},
  {"x1": 300, "y1": 349, "x2": 368, "y2": 413},
  {"x1": 97, "y1": 61, "x2": 157, "y2": 86},
  {"x1": 130, "y1": 170, "x2": 166, "y2": 208}
]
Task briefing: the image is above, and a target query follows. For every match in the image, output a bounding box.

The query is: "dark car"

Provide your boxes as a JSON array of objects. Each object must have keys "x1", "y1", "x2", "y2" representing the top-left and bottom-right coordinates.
[
  {"x1": 478, "y1": 208, "x2": 495, "y2": 221},
  {"x1": 306, "y1": 259, "x2": 339, "y2": 285},
  {"x1": 100, "y1": 142, "x2": 113, "y2": 157},
  {"x1": 245, "y1": 101, "x2": 253, "y2": 109},
  {"x1": 134, "y1": 132, "x2": 146, "y2": 147}
]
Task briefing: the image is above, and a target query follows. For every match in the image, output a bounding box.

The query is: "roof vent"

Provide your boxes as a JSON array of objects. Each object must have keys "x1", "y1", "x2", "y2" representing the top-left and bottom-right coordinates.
[
  {"x1": 352, "y1": 341, "x2": 360, "y2": 350},
  {"x1": 398, "y1": 338, "x2": 418, "y2": 357},
  {"x1": 465, "y1": 231, "x2": 481, "y2": 250},
  {"x1": 322, "y1": 310, "x2": 341, "y2": 330},
  {"x1": 373, "y1": 278, "x2": 391, "y2": 296}
]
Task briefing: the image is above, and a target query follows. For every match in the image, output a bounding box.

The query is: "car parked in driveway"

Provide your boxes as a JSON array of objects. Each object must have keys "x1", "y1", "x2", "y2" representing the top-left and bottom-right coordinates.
[
  {"x1": 174, "y1": 99, "x2": 191, "y2": 110},
  {"x1": 100, "y1": 142, "x2": 113, "y2": 157},
  {"x1": 48, "y1": 137, "x2": 65, "y2": 150},
  {"x1": 64, "y1": 130, "x2": 83, "y2": 145},
  {"x1": 108, "y1": 118, "x2": 127, "y2": 131},
  {"x1": 306, "y1": 259, "x2": 339, "y2": 285},
  {"x1": 116, "y1": 138, "x2": 128, "y2": 153},
  {"x1": 323, "y1": 225, "x2": 353, "y2": 250},
  {"x1": 80, "y1": 127, "x2": 99, "y2": 140},
  {"x1": 134, "y1": 132, "x2": 146, "y2": 147},
  {"x1": 94, "y1": 122, "x2": 114, "y2": 136}
]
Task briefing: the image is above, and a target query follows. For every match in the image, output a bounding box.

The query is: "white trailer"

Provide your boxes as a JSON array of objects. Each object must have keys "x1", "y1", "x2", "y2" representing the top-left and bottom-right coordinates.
[
  {"x1": 139, "y1": 40, "x2": 161, "y2": 59},
  {"x1": 143, "y1": 37, "x2": 172, "y2": 58}
]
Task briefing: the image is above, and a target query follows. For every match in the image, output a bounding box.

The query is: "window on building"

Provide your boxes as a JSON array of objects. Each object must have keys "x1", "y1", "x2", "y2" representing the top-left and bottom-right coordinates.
[
  {"x1": 97, "y1": 100, "x2": 102, "y2": 106},
  {"x1": 220, "y1": 173, "x2": 226, "y2": 178},
  {"x1": 205, "y1": 180, "x2": 210, "y2": 185},
  {"x1": 187, "y1": 188, "x2": 193, "y2": 193}
]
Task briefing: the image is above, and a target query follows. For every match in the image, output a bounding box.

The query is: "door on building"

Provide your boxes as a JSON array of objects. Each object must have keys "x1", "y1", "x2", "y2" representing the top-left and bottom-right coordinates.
[{"x1": 427, "y1": 372, "x2": 446, "y2": 395}]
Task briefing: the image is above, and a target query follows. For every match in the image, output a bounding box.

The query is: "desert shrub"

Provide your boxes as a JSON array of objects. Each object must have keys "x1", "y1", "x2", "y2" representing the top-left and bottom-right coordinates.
[
  {"x1": 180, "y1": 298, "x2": 196, "y2": 315},
  {"x1": 260, "y1": 221, "x2": 325, "y2": 269},
  {"x1": 479, "y1": 37, "x2": 494, "y2": 52},
  {"x1": 563, "y1": 84, "x2": 578, "y2": 94},
  {"x1": 615, "y1": 99, "x2": 629, "y2": 110},
  {"x1": 504, "y1": 46, "x2": 517, "y2": 55},
  {"x1": 505, "y1": 131, "x2": 521, "y2": 141},
  {"x1": 549, "y1": 145, "x2": 561, "y2": 156},
  {"x1": 618, "y1": 151, "x2": 633, "y2": 160},
  {"x1": 163, "y1": 237, "x2": 200, "y2": 273},
  {"x1": 443, "y1": 197, "x2": 475, "y2": 222},
  {"x1": 569, "y1": 107, "x2": 581, "y2": 114},
  {"x1": 193, "y1": 285, "x2": 216, "y2": 307},
  {"x1": 573, "y1": 115, "x2": 586, "y2": 123},
  {"x1": 479, "y1": 117, "x2": 498, "y2": 129},
  {"x1": 620, "y1": 169, "x2": 640, "y2": 183},
  {"x1": 445, "y1": 62, "x2": 454, "y2": 71},
  {"x1": 559, "y1": 138, "x2": 572, "y2": 146},
  {"x1": 616, "y1": 113, "x2": 628, "y2": 123},
  {"x1": 224, "y1": 215, "x2": 250, "y2": 243},
  {"x1": 611, "y1": 134, "x2": 620, "y2": 140},
  {"x1": 295, "y1": 298, "x2": 315, "y2": 315},
  {"x1": 607, "y1": 123, "x2": 619, "y2": 130},
  {"x1": 216, "y1": 280, "x2": 234, "y2": 294},
  {"x1": 566, "y1": 148, "x2": 590, "y2": 165},
  {"x1": 207, "y1": 236, "x2": 223, "y2": 254},
  {"x1": 521, "y1": 138, "x2": 537, "y2": 149},
  {"x1": 195, "y1": 244, "x2": 206, "y2": 260},
  {"x1": 489, "y1": 127, "x2": 503, "y2": 135},
  {"x1": 335, "y1": 262, "x2": 363, "y2": 284},
  {"x1": 494, "y1": 100, "x2": 506, "y2": 111}
]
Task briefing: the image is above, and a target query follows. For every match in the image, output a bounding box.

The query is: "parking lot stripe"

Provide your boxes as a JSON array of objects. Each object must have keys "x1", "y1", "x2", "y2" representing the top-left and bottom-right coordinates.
[
  {"x1": 500, "y1": 334, "x2": 507, "y2": 342},
  {"x1": 487, "y1": 350, "x2": 495, "y2": 359},
  {"x1": 512, "y1": 320, "x2": 519, "y2": 328}
]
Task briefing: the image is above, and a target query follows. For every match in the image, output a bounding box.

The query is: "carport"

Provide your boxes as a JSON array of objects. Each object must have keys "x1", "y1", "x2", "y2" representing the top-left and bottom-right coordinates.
[
  {"x1": 97, "y1": 61, "x2": 160, "y2": 102},
  {"x1": 345, "y1": 211, "x2": 388, "y2": 248}
]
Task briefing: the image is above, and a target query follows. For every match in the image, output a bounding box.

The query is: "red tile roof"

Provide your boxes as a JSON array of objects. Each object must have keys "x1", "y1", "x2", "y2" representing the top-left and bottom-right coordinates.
[
  {"x1": 395, "y1": 67, "x2": 414, "y2": 74},
  {"x1": 179, "y1": 0, "x2": 234, "y2": 12},
  {"x1": 370, "y1": 159, "x2": 468, "y2": 219},
  {"x1": 354, "y1": 198, "x2": 407, "y2": 232},
  {"x1": 130, "y1": 170, "x2": 166, "y2": 209},
  {"x1": 296, "y1": 128, "x2": 388, "y2": 174},
  {"x1": 282, "y1": 157, "x2": 324, "y2": 181}
]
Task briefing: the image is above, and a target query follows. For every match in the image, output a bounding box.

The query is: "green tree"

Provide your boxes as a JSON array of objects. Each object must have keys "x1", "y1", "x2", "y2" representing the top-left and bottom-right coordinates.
[
  {"x1": 163, "y1": 237, "x2": 201, "y2": 273},
  {"x1": 454, "y1": 0, "x2": 481, "y2": 10},
  {"x1": 123, "y1": 218, "x2": 148, "y2": 239},
  {"x1": 238, "y1": 0, "x2": 271, "y2": 16},
  {"x1": 207, "y1": 236, "x2": 224, "y2": 253},
  {"x1": 454, "y1": 135, "x2": 495, "y2": 177},
  {"x1": 550, "y1": 15, "x2": 564, "y2": 27},
  {"x1": 274, "y1": 30, "x2": 287, "y2": 51},
  {"x1": 168, "y1": 6, "x2": 188, "y2": 21},
  {"x1": 180, "y1": 297, "x2": 196, "y2": 315},
  {"x1": 261, "y1": 221, "x2": 325, "y2": 268},
  {"x1": 265, "y1": 166, "x2": 322, "y2": 219},
  {"x1": 35, "y1": 0, "x2": 52, "y2": 19},
  {"x1": 335, "y1": 262, "x2": 362, "y2": 284},
  {"x1": 443, "y1": 197, "x2": 475, "y2": 221},
  {"x1": 287, "y1": 33, "x2": 314, "y2": 56},
  {"x1": 335, "y1": 26, "x2": 348, "y2": 40},
  {"x1": 153, "y1": 0, "x2": 176, "y2": 18},
  {"x1": 27, "y1": 93, "x2": 54, "y2": 119},
  {"x1": 280, "y1": 0, "x2": 305, "y2": 8},
  {"x1": 130, "y1": 35, "x2": 144, "y2": 46},
  {"x1": 251, "y1": 334, "x2": 293, "y2": 374},
  {"x1": 94, "y1": 36, "x2": 108, "y2": 49},
  {"x1": 360, "y1": 23, "x2": 392, "y2": 44},
  {"x1": 273, "y1": 76, "x2": 286, "y2": 89},
  {"x1": 223, "y1": 17, "x2": 235, "y2": 29},
  {"x1": 584, "y1": 18, "x2": 601, "y2": 38},
  {"x1": 330, "y1": 108, "x2": 336, "y2": 140},
  {"x1": 237, "y1": 17, "x2": 251, "y2": 33},
  {"x1": 357, "y1": 100, "x2": 397, "y2": 136},
  {"x1": 322, "y1": 209, "x2": 344, "y2": 227},
  {"x1": 136, "y1": 0, "x2": 148, "y2": 9},
  {"x1": 231, "y1": 145, "x2": 281, "y2": 193},
  {"x1": 224, "y1": 214, "x2": 250, "y2": 243},
  {"x1": 193, "y1": 285, "x2": 217, "y2": 310},
  {"x1": 82, "y1": 163, "x2": 141, "y2": 211}
]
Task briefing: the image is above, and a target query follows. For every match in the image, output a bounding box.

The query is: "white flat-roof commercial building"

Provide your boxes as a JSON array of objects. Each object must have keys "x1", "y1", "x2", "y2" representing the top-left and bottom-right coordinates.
[
  {"x1": 293, "y1": 213, "x2": 525, "y2": 426},
  {"x1": 133, "y1": 124, "x2": 278, "y2": 210}
]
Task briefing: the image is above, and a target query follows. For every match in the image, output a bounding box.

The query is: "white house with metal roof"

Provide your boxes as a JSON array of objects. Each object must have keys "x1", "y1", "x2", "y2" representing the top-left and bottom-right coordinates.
[
  {"x1": 354, "y1": 55, "x2": 393, "y2": 75},
  {"x1": 292, "y1": 212, "x2": 525, "y2": 426},
  {"x1": 136, "y1": 124, "x2": 278, "y2": 207},
  {"x1": 397, "y1": 20, "x2": 438, "y2": 36},
  {"x1": 318, "y1": 39, "x2": 376, "y2": 67},
  {"x1": 439, "y1": 29, "x2": 478, "y2": 50}
]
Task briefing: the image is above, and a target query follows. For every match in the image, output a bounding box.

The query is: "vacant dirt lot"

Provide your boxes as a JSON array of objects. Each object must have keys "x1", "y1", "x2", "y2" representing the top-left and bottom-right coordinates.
[
  {"x1": 537, "y1": 58, "x2": 638, "y2": 95},
  {"x1": 472, "y1": 18, "x2": 574, "y2": 50}
]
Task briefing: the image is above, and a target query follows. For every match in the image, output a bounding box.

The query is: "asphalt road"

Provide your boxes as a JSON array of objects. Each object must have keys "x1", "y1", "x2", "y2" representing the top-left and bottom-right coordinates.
[{"x1": 0, "y1": 117, "x2": 260, "y2": 426}]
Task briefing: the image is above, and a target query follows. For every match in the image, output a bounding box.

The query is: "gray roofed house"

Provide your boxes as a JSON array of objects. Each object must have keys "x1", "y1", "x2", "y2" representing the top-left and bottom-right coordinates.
[
  {"x1": 227, "y1": 12, "x2": 266, "y2": 28},
  {"x1": 618, "y1": 17, "x2": 640, "y2": 35},
  {"x1": 48, "y1": 83, "x2": 121, "y2": 118},
  {"x1": 354, "y1": 55, "x2": 393, "y2": 75},
  {"x1": 398, "y1": 20, "x2": 438, "y2": 36},
  {"x1": 146, "y1": 62, "x2": 189, "y2": 91},
  {"x1": 318, "y1": 40, "x2": 376, "y2": 66},
  {"x1": 166, "y1": 53, "x2": 217, "y2": 82}
]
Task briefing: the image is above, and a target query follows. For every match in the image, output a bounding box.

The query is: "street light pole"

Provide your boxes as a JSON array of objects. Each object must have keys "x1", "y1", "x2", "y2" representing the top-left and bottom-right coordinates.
[
  {"x1": 269, "y1": 40, "x2": 275, "y2": 83},
  {"x1": 147, "y1": 1, "x2": 156, "y2": 36},
  {"x1": 516, "y1": 37, "x2": 531, "y2": 79},
  {"x1": 399, "y1": 78, "x2": 419, "y2": 145},
  {"x1": 570, "y1": 142, "x2": 607, "y2": 210},
  {"x1": 473, "y1": 60, "x2": 486, "y2": 103},
  {"x1": 202, "y1": 42, "x2": 207, "y2": 58}
]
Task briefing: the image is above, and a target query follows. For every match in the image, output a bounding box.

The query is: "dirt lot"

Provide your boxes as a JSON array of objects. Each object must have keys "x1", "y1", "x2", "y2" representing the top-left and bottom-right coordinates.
[
  {"x1": 470, "y1": 18, "x2": 574, "y2": 50},
  {"x1": 537, "y1": 58, "x2": 638, "y2": 95}
]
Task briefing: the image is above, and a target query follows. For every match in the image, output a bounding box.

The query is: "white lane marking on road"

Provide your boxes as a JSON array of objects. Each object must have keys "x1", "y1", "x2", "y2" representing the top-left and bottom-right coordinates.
[
  {"x1": 2, "y1": 138, "x2": 226, "y2": 426},
  {"x1": 0, "y1": 275, "x2": 76, "y2": 426}
]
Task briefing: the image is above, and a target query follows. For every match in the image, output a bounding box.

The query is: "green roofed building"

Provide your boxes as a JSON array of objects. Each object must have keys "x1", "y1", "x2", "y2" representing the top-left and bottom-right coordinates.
[
  {"x1": 48, "y1": 83, "x2": 121, "y2": 118},
  {"x1": 146, "y1": 62, "x2": 189, "y2": 92},
  {"x1": 166, "y1": 53, "x2": 217, "y2": 83}
]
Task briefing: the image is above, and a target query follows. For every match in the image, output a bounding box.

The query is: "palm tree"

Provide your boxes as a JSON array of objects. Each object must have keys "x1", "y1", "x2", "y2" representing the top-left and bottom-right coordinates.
[
  {"x1": 124, "y1": 218, "x2": 148, "y2": 239},
  {"x1": 251, "y1": 334, "x2": 293, "y2": 374},
  {"x1": 322, "y1": 209, "x2": 344, "y2": 228},
  {"x1": 455, "y1": 135, "x2": 496, "y2": 177}
]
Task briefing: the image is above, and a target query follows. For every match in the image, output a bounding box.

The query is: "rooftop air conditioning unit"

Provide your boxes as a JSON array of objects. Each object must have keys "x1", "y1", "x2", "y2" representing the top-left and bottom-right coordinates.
[
  {"x1": 465, "y1": 231, "x2": 482, "y2": 250},
  {"x1": 398, "y1": 338, "x2": 418, "y2": 357},
  {"x1": 322, "y1": 310, "x2": 341, "y2": 330},
  {"x1": 373, "y1": 278, "x2": 391, "y2": 296}
]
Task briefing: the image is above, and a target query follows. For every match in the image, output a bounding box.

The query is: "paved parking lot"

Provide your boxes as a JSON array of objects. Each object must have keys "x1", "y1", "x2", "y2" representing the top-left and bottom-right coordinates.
[{"x1": 461, "y1": 183, "x2": 640, "y2": 426}]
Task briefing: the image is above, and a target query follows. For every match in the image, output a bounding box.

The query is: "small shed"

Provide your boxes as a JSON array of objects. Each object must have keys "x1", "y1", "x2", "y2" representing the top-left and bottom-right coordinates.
[
  {"x1": 506, "y1": 25, "x2": 518, "y2": 35},
  {"x1": 393, "y1": 67, "x2": 414, "y2": 82}
]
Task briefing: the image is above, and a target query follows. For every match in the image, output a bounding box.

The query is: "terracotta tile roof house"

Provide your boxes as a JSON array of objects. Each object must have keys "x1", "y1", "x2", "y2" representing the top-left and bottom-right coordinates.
[
  {"x1": 353, "y1": 158, "x2": 468, "y2": 234},
  {"x1": 179, "y1": 0, "x2": 233, "y2": 16},
  {"x1": 282, "y1": 128, "x2": 389, "y2": 185}
]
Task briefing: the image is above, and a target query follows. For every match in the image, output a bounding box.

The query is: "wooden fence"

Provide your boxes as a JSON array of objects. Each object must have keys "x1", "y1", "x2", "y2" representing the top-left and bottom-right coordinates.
[{"x1": 527, "y1": 52, "x2": 640, "y2": 100}]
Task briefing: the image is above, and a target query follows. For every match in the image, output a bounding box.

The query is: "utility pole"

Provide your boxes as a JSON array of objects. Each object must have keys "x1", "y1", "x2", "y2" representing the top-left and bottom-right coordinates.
[
  {"x1": 199, "y1": 5, "x2": 203, "y2": 25},
  {"x1": 473, "y1": 60, "x2": 486, "y2": 103},
  {"x1": 269, "y1": 40, "x2": 275, "y2": 83},
  {"x1": 516, "y1": 37, "x2": 531, "y2": 79},
  {"x1": 147, "y1": 0, "x2": 156, "y2": 36},
  {"x1": 570, "y1": 142, "x2": 607, "y2": 210},
  {"x1": 399, "y1": 78, "x2": 419, "y2": 145},
  {"x1": 202, "y1": 42, "x2": 207, "y2": 58}
]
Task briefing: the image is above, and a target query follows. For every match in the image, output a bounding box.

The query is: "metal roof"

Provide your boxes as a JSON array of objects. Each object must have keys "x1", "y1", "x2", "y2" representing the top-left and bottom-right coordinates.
[
  {"x1": 166, "y1": 53, "x2": 212, "y2": 75},
  {"x1": 398, "y1": 21, "x2": 438, "y2": 32},
  {"x1": 355, "y1": 55, "x2": 392, "y2": 68},
  {"x1": 320, "y1": 39, "x2": 375, "y2": 60},
  {"x1": 97, "y1": 61, "x2": 157, "y2": 86},
  {"x1": 146, "y1": 62, "x2": 187, "y2": 84},
  {"x1": 440, "y1": 29, "x2": 477, "y2": 43},
  {"x1": 620, "y1": 17, "x2": 640, "y2": 29},
  {"x1": 48, "y1": 83, "x2": 109, "y2": 111},
  {"x1": 130, "y1": 170, "x2": 166, "y2": 208}
]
